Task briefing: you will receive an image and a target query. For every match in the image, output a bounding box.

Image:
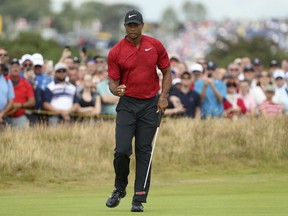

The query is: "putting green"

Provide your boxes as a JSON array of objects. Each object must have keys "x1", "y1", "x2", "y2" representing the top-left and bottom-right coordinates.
[{"x1": 0, "y1": 173, "x2": 287, "y2": 216}]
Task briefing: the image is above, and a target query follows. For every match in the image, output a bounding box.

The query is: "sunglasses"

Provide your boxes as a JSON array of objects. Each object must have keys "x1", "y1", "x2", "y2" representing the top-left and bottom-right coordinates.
[
  {"x1": 56, "y1": 69, "x2": 67, "y2": 73},
  {"x1": 34, "y1": 65, "x2": 42, "y2": 68},
  {"x1": 0, "y1": 53, "x2": 8, "y2": 57}
]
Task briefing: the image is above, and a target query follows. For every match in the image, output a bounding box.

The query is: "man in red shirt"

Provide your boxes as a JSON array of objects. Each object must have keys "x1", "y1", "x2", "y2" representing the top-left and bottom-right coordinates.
[
  {"x1": 7, "y1": 58, "x2": 35, "y2": 128},
  {"x1": 106, "y1": 9, "x2": 172, "y2": 212}
]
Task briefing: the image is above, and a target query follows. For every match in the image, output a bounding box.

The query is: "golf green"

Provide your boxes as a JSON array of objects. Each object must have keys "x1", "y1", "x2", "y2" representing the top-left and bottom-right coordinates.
[{"x1": 0, "y1": 173, "x2": 287, "y2": 216}]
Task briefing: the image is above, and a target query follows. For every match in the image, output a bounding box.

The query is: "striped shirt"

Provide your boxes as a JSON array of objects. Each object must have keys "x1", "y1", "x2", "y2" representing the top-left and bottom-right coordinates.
[
  {"x1": 44, "y1": 81, "x2": 79, "y2": 111},
  {"x1": 259, "y1": 100, "x2": 283, "y2": 116}
]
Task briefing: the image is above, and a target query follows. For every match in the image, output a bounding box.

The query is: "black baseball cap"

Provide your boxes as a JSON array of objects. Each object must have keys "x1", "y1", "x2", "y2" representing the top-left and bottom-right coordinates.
[
  {"x1": 269, "y1": 59, "x2": 279, "y2": 67},
  {"x1": 206, "y1": 61, "x2": 217, "y2": 70},
  {"x1": 243, "y1": 64, "x2": 254, "y2": 72},
  {"x1": 124, "y1": 9, "x2": 143, "y2": 25}
]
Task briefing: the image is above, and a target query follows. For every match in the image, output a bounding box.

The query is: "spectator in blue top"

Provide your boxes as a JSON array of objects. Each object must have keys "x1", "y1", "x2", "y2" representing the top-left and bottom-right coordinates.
[
  {"x1": 194, "y1": 61, "x2": 227, "y2": 118},
  {"x1": 0, "y1": 63, "x2": 14, "y2": 126},
  {"x1": 32, "y1": 53, "x2": 52, "y2": 91}
]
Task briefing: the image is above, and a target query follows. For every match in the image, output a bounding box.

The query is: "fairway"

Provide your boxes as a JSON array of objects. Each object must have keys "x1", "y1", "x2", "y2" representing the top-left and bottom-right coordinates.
[{"x1": 0, "y1": 173, "x2": 288, "y2": 216}]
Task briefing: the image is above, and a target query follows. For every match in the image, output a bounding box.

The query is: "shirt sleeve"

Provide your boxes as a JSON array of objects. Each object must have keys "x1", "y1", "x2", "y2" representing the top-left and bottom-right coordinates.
[
  {"x1": 217, "y1": 82, "x2": 227, "y2": 98},
  {"x1": 108, "y1": 47, "x2": 121, "y2": 80},
  {"x1": 194, "y1": 80, "x2": 203, "y2": 94},
  {"x1": 7, "y1": 80, "x2": 15, "y2": 100},
  {"x1": 43, "y1": 87, "x2": 53, "y2": 103},
  {"x1": 73, "y1": 93, "x2": 79, "y2": 103},
  {"x1": 156, "y1": 40, "x2": 170, "y2": 70},
  {"x1": 24, "y1": 79, "x2": 35, "y2": 98}
]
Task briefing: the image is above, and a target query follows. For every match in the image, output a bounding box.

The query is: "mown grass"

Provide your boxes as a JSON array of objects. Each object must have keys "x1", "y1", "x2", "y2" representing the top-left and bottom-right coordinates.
[
  {"x1": 0, "y1": 118, "x2": 287, "y2": 185},
  {"x1": 0, "y1": 173, "x2": 287, "y2": 216}
]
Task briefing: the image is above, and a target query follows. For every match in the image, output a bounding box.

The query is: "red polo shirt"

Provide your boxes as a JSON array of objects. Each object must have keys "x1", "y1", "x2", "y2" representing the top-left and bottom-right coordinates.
[
  {"x1": 8, "y1": 77, "x2": 34, "y2": 117},
  {"x1": 108, "y1": 35, "x2": 170, "y2": 99}
]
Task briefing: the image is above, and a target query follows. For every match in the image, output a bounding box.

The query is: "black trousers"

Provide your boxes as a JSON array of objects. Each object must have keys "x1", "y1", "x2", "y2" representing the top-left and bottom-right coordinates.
[{"x1": 114, "y1": 95, "x2": 160, "y2": 203}]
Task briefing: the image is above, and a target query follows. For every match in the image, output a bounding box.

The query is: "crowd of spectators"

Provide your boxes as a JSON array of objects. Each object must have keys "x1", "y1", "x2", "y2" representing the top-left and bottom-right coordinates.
[
  {"x1": 1, "y1": 43, "x2": 288, "y2": 128},
  {"x1": 164, "y1": 19, "x2": 288, "y2": 62},
  {"x1": 165, "y1": 56, "x2": 288, "y2": 119},
  {"x1": 0, "y1": 46, "x2": 119, "y2": 128}
]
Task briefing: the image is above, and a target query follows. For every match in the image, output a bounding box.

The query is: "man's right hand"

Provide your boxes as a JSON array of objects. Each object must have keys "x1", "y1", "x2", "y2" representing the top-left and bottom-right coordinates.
[{"x1": 117, "y1": 85, "x2": 126, "y2": 97}]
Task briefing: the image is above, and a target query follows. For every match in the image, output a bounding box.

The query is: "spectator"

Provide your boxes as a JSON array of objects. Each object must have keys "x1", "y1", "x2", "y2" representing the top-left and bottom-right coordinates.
[
  {"x1": 238, "y1": 80, "x2": 257, "y2": 117},
  {"x1": 6, "y1": 58, "x2": 35, "y2": 128},
  {"x1": 77, "y1": 74, "x2": 101, "y2": 116},
  {"x1": 93, "y1": 55, "x2": 108, "y2": 82},
  {"x1": 269, "y1": 59, "x2": 279, "y2": 76},
  {"x1": 195, "y1": 61, "x2": 227, "y2": 118},
  {"x1": 19, "y1": 54, "x2": 33, "y2": 79},
  {"x1": 281, "y1": 59, "x2": 288, "y2": 73},
  {"x1": 215, "y1": 67, "x2": 227, "y2": 81},
  {"x1": 250, "y1": 71, "x2": 272, "y2": 106},
  {"x1": 67, "y1": 66, "x2": 78, "y2": 87},
  {"x1": 273, "y1": 69, "x2": 288, "y2": 115},
  {"x1": 43, "y1": 63, "x2": 79, "y2": 125},
  {"x1": 223, "y1": 80, "x2": 246, "y2": 119},
  {"x1": 259, "y1": 85, "x2": 284, "y2": 117},
  {"x1": 0, "y1": 47, "x2": 9, "y2": 64},
  {"x1": 252, "y1": 58, "x2": 263, "y2": 76},
  {"x1": 190, "y1": 63, "x2": 203, "y2": 89},
  {"x1": 96, "y1": 70, "x2": 119, "y2": 115},
  {"x1": 170, "y1": 71, "x2": 201, "y2": 118},
  {"x1": 0, "y1": 61, "x2": 14, "y2": 126},
  {"x1": 77, "y1": 64, "x2": 88, "y2": 87},
  {"x1": 227, "y1": 63, "x2": 241, "y2": 82},
  {"x1": 32, "y1": 53, "x2": 52, "y2": 91},
  {"x1": 243, "y1": 65, "x2": 257, "y2": 88},
  {"x1": 0, "y1": 47, "x2": 9, "y2": 76}
]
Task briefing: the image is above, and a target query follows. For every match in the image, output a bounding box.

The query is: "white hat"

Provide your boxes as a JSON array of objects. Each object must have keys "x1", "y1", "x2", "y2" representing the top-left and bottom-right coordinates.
[
  {"x1": 32, "y1": 53, "x2": 44, "y2": 66},
  {"x1": 172, "y1": 78, "x2": 181, "y2": 85},
  {"x1": 54, "y1": 63, "x2": 67, "y2": 71},
  {"x1": 273, "y1": 69, "x2": 285, "y2": 79},
  {"x1": 190, "y1": 63, "x2": 203, "y2": 73},
  {"x1": 20, "y1": 54, "x2": 33, "y2": 65}
]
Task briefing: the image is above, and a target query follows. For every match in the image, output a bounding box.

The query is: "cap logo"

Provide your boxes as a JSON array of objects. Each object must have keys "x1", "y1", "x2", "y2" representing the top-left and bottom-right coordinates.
[{"x1": 128, "y1": 14, "x2": 137, "y2": 18}]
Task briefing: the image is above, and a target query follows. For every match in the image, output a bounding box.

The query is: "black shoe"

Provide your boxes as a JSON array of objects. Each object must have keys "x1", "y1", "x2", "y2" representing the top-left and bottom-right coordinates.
[
  {"x1": 131, "y1": 201, "x2": 144, "y2": 212},
  {"x1": 106, "y1": 189, "x2": 126, "y2": 208}
]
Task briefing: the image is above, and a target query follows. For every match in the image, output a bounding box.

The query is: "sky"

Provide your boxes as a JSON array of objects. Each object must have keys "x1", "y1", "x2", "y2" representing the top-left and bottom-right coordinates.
[{"x1": 52, "y1": 0, "x2": 288, "y2": 22}]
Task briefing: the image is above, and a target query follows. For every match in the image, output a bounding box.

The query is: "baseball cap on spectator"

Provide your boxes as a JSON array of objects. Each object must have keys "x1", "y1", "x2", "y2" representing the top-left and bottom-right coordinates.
[
  {"x1": 252, "y1": 58, "x2": 262, "y2": 66},
  {"x1": 190, "y1": 63, "x2": 203, "y2": 73},
  {"x1": 269, "y1": 59, "x2": 279, "y2": 67},
  {"x1": 124, "y1": 9, "x2": 143, "y2": 25},
  {"x1": 226, "y1": 79, "x2": 237, "y2": 88},
  {"x1": 73, "y1": 56, "x2": 80, "y2": 64},
  {"x1": 172, "y1": 78, "x2": 181, "y2": 85},
  {"x1": 32, "y1": 53, "x2": 44, "y2": 66},
  {"x1": 243, "y1": 65, "x2": 254, "y2": 72},
  {"x1": 233, "y1": 58, "x2": 242, "y2": 66},
  {"x1": 20, "y1": 54, "x2": 33, "y2": 65},
  {"x1": 54, "y1": 63, "x2": 67, "y2": 72},
  {"x1": 273, "y1": 69, "x2": 285, "y2": 79},
  {"x1": 223, "y1": 73, "x2": 233, "y2": 79},
  {"x1": 265, "y1": 84, "x2": 275, "y2": 92},
  {"x1": 206, "y1": 61, "x2": 217, "y2": 70},
  {"x1": 10, "y1": 58, "x2": 20, "y2": 65}
]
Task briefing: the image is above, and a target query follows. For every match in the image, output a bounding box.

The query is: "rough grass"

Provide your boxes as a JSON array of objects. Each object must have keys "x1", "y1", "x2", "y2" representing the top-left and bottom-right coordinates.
[{"x1": 0, "y1": 118, "x2": 287, "y2": 185}]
